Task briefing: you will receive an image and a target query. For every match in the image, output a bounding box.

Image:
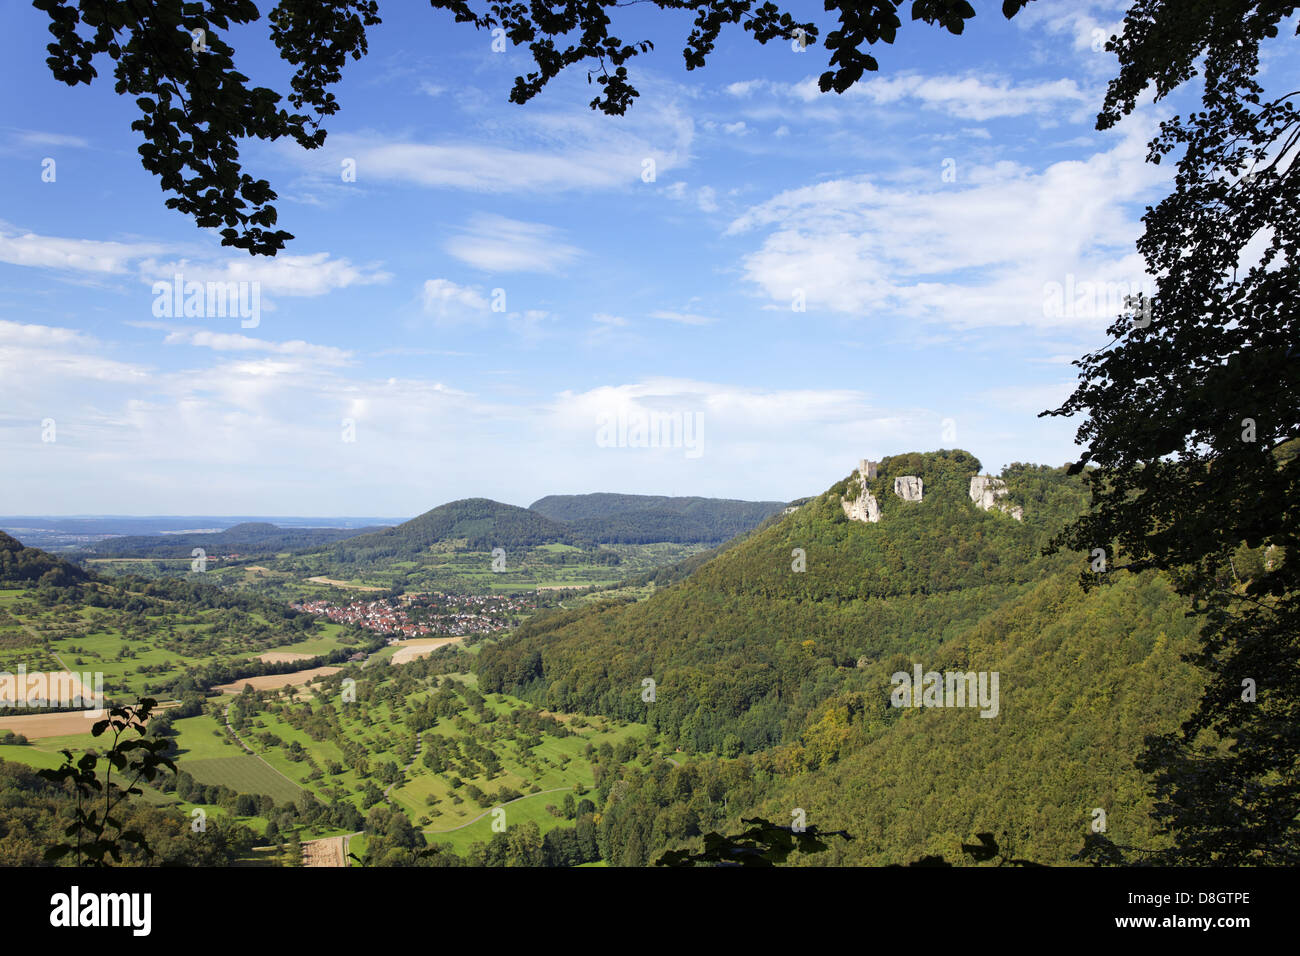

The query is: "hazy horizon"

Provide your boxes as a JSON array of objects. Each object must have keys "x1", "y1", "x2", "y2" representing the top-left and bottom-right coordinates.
[{"x1": 0, "y1": 0, "x2": 1193, "y2": 514}]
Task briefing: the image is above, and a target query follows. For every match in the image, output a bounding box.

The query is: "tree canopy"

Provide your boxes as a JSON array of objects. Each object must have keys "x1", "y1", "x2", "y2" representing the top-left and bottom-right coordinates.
[
  {"x1": 1044, "y1": 0, "x2": 1299, "y2": 864},
  {"x1": 34, "y1": 0, "x2": 1032, "y2": 254}
]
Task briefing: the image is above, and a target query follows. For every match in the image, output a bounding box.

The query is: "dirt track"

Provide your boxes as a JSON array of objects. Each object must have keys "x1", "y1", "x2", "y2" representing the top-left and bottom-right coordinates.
[
  {"x1": 214, "y1": 667, "x2": 340, "y2": 694},
  {"x1": 258, "y1": 651, "x2": 317, "y2": 664},
  {"x1": 302, "y1": 836, "x2": 347, "y2": 867},
  {"x1": 388, "y1": 636, "x2": 465, "y2": 665},
  {"x1": 306, "y1": 576, "x2": 386, "y2": 592}
]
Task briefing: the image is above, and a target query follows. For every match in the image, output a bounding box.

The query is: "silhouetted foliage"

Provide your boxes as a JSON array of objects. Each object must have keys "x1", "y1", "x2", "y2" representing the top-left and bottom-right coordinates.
[
  {"x1": 38, "y1": 698, "x2": 176, "y2": 866},
  {"x1": 1045, "y1": 0, "x2": 1300, "y2": 865}
]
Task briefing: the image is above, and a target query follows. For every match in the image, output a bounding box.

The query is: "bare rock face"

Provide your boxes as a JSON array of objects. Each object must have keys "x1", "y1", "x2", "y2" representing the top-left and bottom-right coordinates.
[
  {"x1": 894, "y1": 476, "x2": 923, "y2": 502},
  {"x1": 970, "y1": 476, "x2": 1023, "y2": 521},
  {"x1": 841, "y1": 461, "x2": 882, "y2": 523},
  {"x1": 969, "y1": 475, "x2": 1006, "y2": 509},
  {"x1": 842, "y1": 488, "x2": 882, "y2": 523}
]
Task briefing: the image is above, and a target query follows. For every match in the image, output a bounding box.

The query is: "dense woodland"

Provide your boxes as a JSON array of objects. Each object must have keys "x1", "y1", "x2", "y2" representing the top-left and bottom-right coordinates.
[
  {"x1": 313, "y1": 498, "x2": 593, "y2": 561},
  {"x1": 83, "y1": 522, "x2": 382, "y2": 559},
  {"x1": 531, "y1": 494, "x2": 787, "y2": 544},
  {"x1": 472, "y1": 452, "x2": 1215, "y2": 863},
  {"x1": 0, "y1": 449, "x2": 1282, "y2": 866},
  {"x1": 0, "y1": 531, "x2": 87, "y2": 587}
]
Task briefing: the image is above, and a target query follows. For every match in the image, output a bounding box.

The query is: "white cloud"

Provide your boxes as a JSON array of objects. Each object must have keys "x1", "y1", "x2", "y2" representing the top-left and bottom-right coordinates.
[
  {"x1": 160, "y1": 328, "x2": 353, "y2": 365},
  {"x1": 0, "y1": 320, "x2": 148, "y2": 388},
  {"x1": 727, "y1": 118, "x2": 1169, "y2": 329},
  {"x1": 443, "y1": 215, "x2": 580, "y2": 273},
  {"x1": 1015, "y1": 0, "x2": 1128, "y2": 62},
  {"x1": 0, "y1": 225, "x2": 390, "y2": 301},
  {"x1": 314, "y1": 99, "x2": 694, "y2": 193},
  {"x1": 139, "y1": 252, "x2": 390, "y2": 297},
  {"x1": 544, "y1": 378, "x2": 941, "y2": 480},
  {"x1": 422, "y1": 278, "x2": 490, "y2": 319},
  {"x1": 663, "y1": 182, "x2": 721, "y2": 214},
  {"x1": 0, "y1": 319, "x2": 98, "y2": 348},
  {"x1": 651, "y1": 310, "x2": 717, "y2": 326},
  {"x1": 725, "y1": 80, "x2": 763, "y2": 97},
  {"x1": 726, "y1": 71, "x2": 1097, "y2": 123},
  {"x1": 813, "y1": 73, "x2": 1096, "y2": 121},
  {"x1": 8, "y1": 130, "x2": 90, "y2": 149},
  {"x1": 0, "y1": 226, "x2": 166, "y2": 274}
]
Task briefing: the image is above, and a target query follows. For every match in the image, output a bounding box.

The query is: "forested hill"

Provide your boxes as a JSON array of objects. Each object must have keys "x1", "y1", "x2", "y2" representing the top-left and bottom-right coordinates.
[
  {"x1": 0, "y1": 531, "x2": 88, "y2": 586},
  {"x1": 477, "y1": 450, "x2": 1210, "y2": 863},
  {"x1": 317, "y1": 498, "x2": 589, "y2": 562},
  {"x1": 529, "y1": 493, "x2": 788, "y2": 543},
  {"x1": 82, "y1": 521, "x2": 382, "y2": 558}
]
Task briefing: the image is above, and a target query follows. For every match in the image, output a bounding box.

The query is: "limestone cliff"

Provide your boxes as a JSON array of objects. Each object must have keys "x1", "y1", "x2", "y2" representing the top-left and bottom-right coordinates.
[
  {"x1": 840, "y1": 459, "x2": 1024, "y2": 524},
  {"x1": 842, "y1": 487, "x2": 882, "y2": 523},
  {"x1": 969, "y1": 476, "x2": 1023, "y2": 521},
  {"x1": 894, "y1": 476, "x2": 923, "y2": 501},
  {"x1": 841, "y1": 461, "x2": 882, "y2": 523}
]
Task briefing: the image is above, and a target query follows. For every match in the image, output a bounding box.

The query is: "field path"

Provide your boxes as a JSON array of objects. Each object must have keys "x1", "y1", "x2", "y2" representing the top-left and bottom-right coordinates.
[
  {"x1": 384, "y1": 731, "x2": 422, "y2": 801},
  {"x1": 221, "y1": 705, "x2": 305, "y2": 795},
  {"x1": 421, "y1": 786, "x2": 572, "y2": 835},
  {"x1": 306, "y1": 576, "x2": 387, "y2": 592},
  {"x1": 213, "y1": 666, "x2": 340, "y2": 694}
]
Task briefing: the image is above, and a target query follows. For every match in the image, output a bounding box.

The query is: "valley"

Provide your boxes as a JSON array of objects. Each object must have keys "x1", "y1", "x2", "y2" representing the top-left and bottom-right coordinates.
[
  {"x1": 0, "y1": 454, "x2": 1256, "y2": 866},
  {"x1": 0, "y1": 492, "x2": 784, "y2": 866}
]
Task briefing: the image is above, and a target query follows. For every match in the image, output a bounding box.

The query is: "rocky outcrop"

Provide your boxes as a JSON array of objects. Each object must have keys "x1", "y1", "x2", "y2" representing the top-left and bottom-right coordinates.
[
  {"x1": 842, "y1": 487, "x2": 881, "y2": 523},
  {"x1": 969, "y1": 476, "x2": 1023, "y2": 521},
  {"x1": 842, "y1": 461, "x2": 882, "y2": 523},
  {"x1": 969, "y1": 476, "x2": 1005, "y2": 509},
  {"x1": 894, "y1": 476, "x2": 923, "y2": 501}
]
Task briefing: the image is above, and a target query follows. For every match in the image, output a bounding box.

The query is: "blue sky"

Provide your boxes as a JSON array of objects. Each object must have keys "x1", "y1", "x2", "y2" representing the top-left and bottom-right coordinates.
[{"x1": 1, "y1": 0, "x2": 1281, "y2": 516}]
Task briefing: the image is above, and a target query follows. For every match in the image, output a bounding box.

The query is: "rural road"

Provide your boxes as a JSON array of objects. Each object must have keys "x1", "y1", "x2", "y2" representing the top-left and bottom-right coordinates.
[
  {"x1": 421, "y1": 786, "x2": 575, "y2": 835},
  {"x1": 383, "y1": 731, "x2": 422, "y2": 801}
]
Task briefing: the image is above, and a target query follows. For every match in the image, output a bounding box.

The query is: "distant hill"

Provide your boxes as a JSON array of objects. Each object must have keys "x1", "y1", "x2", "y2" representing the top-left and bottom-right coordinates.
[
  {"x1": 321, "y1": 498, "x2": 588, "y2": 562},
  {"x1": 479, "y1": 450, "x2": 1209, "y2": 864},
  {"x1": 0, "y1": 532, "x2": 88, "y2": 586},
  {"x1": 82, "y1": 522, "x2": 381, "y2": 559},
  {"x1": 529, "y1": 493, "x2": 787, "y2": 544}
]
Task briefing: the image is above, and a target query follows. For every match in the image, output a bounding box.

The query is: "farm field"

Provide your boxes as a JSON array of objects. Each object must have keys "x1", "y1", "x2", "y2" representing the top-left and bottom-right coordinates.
[
  {"x1": 213, "y1": 667, "x2": 341, "y2": 694},
  {"x1": 205, "y1": 660, "x2": 652, "y2": 845},
  {"x1": 0, "y1": 581, "x2": 363, "y2": 701},
  {"x1": 0, "y1": 535, "x2": 706, "y2": 867},
  {"x1": 101, "y1": 540, "x2": 712, "y2": 602}
]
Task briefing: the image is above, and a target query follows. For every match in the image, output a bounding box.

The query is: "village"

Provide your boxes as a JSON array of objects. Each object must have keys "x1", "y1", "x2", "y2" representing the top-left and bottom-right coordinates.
[{"x1": 288, "y1": 591, "x2": 537, "y2": 639}]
